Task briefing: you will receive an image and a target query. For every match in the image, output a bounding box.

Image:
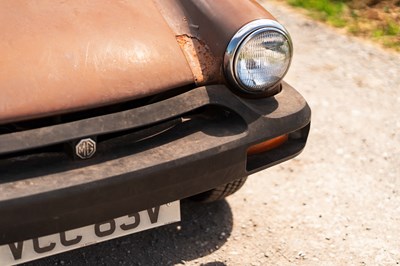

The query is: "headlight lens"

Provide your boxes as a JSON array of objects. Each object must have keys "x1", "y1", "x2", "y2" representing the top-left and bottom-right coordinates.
[
  {"x1": 225, "y1": 20, "x2": 293, "y2": 96},
  {"x1": 235, "y1": 30, "x2": 291, "y2": 91}
]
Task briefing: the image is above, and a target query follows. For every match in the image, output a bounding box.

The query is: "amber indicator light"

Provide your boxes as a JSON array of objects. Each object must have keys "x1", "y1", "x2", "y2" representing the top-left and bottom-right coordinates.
[{"x1": 247, "y1": 134, "x2": 289, "y2": 155}]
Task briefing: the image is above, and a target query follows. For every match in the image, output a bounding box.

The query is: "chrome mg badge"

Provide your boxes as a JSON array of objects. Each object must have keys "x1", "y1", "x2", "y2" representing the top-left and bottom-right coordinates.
[{"x1": 75, "y1": 138, "x2": 96, "y2": 159}]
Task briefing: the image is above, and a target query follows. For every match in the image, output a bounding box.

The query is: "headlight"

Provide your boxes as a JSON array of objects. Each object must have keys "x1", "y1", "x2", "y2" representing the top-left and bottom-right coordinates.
[{"x1": 224, "y1": 19, "x2": 293, "y2": 96}]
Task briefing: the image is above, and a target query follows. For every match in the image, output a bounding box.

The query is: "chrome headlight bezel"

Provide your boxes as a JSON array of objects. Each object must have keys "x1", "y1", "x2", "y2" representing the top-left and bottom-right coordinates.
[{"x1": 224, "y1": 19, "x2": 293, "y2": 97}]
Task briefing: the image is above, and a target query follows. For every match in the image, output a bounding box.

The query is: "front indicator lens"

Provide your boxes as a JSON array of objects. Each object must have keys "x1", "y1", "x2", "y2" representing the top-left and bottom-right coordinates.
[
  {"x1": 235, "y1": 29, "x2": 291, "y2": 93},
  {"x1": 247, "y1": 134, "x2": 289, "y2": 156}
]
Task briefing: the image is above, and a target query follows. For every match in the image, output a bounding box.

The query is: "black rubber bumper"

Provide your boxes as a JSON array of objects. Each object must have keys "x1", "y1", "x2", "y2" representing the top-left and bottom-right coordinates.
[{"x1": 0, "y1": 83, "x2": 310, "y2": 245}]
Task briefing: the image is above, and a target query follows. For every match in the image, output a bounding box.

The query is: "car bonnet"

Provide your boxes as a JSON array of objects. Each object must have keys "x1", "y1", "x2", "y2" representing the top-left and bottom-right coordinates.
[{"x1": 0, "y1": 0, "x2": 194, "y2": 124}]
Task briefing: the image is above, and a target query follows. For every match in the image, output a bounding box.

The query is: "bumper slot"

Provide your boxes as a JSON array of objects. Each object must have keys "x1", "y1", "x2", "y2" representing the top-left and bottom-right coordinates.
[
  {"x1": 246, "y1": 123, "x2": 310, "y2": 172},
  {"x1": 0, "y1": 105, "x2": 246, "y2": 183}
]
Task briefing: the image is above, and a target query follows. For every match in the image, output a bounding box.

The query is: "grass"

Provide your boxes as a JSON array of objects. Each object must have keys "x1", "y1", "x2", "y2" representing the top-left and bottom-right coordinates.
[
  {"x1": 287, "y1": 0, "x2": 348, "y2": 26},
  {"x1": 284, "y1": 0, "x2": 400, "y2": 51},
  {"x1": 385, "y1": 20, "x2": 400, "y2": 36}
]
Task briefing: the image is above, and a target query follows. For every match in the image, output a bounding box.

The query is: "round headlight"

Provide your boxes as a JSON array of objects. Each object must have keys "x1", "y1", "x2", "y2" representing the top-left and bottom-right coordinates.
[{"x1": 225, "y1": 19, "x2": 293, "y2": 96}]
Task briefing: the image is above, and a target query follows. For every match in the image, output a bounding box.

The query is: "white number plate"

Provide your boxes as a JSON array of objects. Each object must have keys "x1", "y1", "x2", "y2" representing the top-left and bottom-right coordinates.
[{"x1": 0, "y1": 201, "x2": 180, "y2": 265}]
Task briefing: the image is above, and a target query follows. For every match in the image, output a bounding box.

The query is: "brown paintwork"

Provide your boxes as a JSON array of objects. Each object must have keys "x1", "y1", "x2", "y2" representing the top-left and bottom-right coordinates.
[
  {"x1": 174, "y1": 0, "x2": 275, "y2": 58},
  {"x1": 0, "y1": 0, "x2": 276, "y2": 124},
  {"x1": 0, "y1": 1, "x2": 193, "y2": 124},
  {"x1": 155, "y1": 0, "x2": 275, "y2": 85}
]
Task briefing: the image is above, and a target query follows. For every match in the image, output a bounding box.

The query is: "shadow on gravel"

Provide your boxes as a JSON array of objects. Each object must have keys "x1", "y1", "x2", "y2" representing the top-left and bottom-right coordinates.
[{"x1": 24, "y1": 199, "x2": 232, "y2": 266}]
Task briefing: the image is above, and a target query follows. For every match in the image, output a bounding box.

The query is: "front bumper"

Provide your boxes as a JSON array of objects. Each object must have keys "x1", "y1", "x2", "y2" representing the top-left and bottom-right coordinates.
[{"x1": 0, "y1": 83, "x2": 310, "y2": 245}]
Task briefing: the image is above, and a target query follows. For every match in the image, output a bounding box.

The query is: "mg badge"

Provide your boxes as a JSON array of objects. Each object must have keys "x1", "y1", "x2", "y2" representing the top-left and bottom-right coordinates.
[{"x1": 75, "y1": 138, "x2": 96, "y2": 159}]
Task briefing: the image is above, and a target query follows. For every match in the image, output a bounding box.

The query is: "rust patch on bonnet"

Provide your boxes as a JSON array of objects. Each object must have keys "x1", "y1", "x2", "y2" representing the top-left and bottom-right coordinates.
[{"x1": 176, "y1": 34, "x2": 222, "y2": 85}]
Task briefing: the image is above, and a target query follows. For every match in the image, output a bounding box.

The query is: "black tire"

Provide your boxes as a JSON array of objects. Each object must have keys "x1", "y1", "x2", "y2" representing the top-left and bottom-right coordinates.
[{"x1": 191, "y1": 176, "x2": 248, "y2": 203}]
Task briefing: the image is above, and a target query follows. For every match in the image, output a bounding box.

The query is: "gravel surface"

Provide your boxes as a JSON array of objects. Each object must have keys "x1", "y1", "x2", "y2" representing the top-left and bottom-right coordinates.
[{"x1": 25, "y1": 1, "x2": 400, "y2": 265}]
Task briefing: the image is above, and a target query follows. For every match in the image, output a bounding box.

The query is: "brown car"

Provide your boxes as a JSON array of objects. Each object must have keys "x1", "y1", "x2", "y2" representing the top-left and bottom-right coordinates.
[{"x1": 0, "y1": 0, "x2": 310, "y2": 263}]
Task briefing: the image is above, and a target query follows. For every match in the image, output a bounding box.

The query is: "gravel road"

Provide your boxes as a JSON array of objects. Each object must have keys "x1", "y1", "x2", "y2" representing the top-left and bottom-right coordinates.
[{"x1": 25, "y1": 1, "x2": 400, "y2": 265}]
